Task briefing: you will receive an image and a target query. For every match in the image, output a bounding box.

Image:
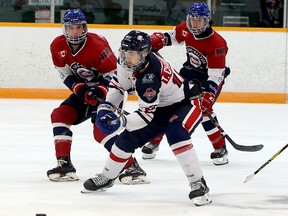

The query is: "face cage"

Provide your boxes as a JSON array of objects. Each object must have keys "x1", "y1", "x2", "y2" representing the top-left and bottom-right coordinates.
[
  {"x1": 186, "y1": 15, "x2": 210, "y2": 36},
  {"x1": 63, "y1": 23, "x2": 88, "y2": 45},
  {"x1": 119, "y1": 49, "x2": 148, "y2": 72}
]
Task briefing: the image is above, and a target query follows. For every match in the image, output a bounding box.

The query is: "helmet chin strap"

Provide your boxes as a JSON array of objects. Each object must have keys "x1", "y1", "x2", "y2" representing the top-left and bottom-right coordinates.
[
  {"x1": 133, "y1": 59, "x2": 149, "y2": 75},
  {"x1": 67, "y1": 38, "x2": 86, "y2": 54},
  {"x1": 68, "y1": 39, "x2": 83, "y2": 45}
]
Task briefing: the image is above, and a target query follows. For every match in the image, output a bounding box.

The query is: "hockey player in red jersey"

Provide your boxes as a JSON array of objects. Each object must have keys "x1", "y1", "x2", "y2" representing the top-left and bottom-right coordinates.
[
  {"x1": 141, "y1": 2, "x2": 230, "y2": 165},
  {"x1": 82, "y1": 30, "x2": 212, "y2": 206},
  {"x1": 47, "y1": 8, "x2": 147, "y2": 184}
]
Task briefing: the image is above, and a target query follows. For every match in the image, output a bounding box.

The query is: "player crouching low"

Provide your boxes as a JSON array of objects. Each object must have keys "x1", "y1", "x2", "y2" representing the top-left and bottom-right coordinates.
[{"x1": 81, "y1": 30, "x2": 212, "y2": 206}]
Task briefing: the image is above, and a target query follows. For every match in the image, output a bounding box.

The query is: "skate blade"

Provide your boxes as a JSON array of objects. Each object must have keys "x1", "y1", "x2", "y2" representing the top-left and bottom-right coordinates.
[
  {"x1": 120, "y1": 175, "x2": 151, "y2": 185},
  {"x1": 142, "y1": 153, "x2": 156, "y2": 160},
  {"x1": 81, "y1": 188, "x2": 108, "y2": 193},
  {"x1": 193, "y1": 194, "x2": 212, "y2": 207},
  {"x1": 48, "y1": 173, "x2": 79, "y2": 182}
]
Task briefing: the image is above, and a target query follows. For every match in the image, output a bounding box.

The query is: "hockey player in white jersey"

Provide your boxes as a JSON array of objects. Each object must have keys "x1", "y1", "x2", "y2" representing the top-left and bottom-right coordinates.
[{"x1": 82, "y1": 30, "x2": 212, "y2": 206}]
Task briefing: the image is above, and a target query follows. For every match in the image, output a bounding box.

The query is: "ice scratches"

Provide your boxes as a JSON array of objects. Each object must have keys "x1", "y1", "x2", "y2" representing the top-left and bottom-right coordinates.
[
  {"x1": 211, "y1": 193, "x2": 288, "y2": 211},
  {"x1": 266, "y1": 196, "x2": 288, "y2": 205}
]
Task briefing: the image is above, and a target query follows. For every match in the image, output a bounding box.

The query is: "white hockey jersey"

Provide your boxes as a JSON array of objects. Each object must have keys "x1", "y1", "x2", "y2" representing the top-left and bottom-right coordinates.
[{"x1": 106, "y1": 52, "x2": 186, "y2": 132}]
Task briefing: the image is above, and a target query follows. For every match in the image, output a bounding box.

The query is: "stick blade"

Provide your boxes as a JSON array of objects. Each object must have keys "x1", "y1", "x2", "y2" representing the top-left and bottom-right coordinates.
[
  {"x1": 244, "y1": 173, "x2": 255, "y2": 183},
  {"x1": 234, "y1": 144, "x2": 264, "y2": 152},
  {"x1": 225, "y1": 136, "x2": 264, "y2": 152}
]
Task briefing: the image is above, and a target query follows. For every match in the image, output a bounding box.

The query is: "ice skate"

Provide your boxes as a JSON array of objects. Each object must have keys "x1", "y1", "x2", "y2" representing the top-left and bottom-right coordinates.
[
  {"x1": 118, "y1": 158, "x2": 150, "y2": 185},
  {"x1": 189, "y1": 177, "x2": 212, "y2": 206},
  {"x1": 81, "y1": 173, "x2": 115, "y2": 193},
  {"x1": 47, "y1": 157, "x2": 79, "y2": 182},
  {"x1": 210, "y1": 144, "x2": 228, "y2": 166},
  {"x1": 142, "y1": 142, "x2": 160, "y2": 159}
]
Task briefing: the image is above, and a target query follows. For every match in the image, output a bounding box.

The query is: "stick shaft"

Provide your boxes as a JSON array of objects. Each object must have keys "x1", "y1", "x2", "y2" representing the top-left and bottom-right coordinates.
[
  {"x1": 254, "y1": 143, "x2": 288, "y2": 175},
  {"x1": 204, "y1": 110, "x2": 263, "y2": 152},
  {"x1": 245, "y1": 143, "x2": 288, "y2": 183}
]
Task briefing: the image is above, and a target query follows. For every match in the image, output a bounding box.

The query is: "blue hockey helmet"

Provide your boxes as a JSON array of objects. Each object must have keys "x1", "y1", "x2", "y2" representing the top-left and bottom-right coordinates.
[
  {"x1": 119, "y1": 30, "x2": 152, "y2": 72},
  {"x1": 62, "y1": 8, "x2": 87, "y2": 45},
  {"x1": 186, "y1": 3, "x2": 211, "y2": 35}
]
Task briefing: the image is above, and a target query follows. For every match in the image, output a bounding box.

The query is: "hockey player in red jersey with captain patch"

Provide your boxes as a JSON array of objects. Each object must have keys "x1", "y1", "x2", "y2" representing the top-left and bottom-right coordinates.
[
  {"x1": 47, "y1": 8, "x2": 148, "y2": 184},
  {"x1": 141, "y1": 2, "x2": 230, "y2": 166},
  {"x1": 82, "y1": 30, "x2": 212, "y2": 206}
]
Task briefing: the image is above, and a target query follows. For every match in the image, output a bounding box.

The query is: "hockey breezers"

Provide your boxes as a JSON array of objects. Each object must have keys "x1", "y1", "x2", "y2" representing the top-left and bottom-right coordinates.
[
  {"x1": 204, "y1": 110, "x2": 263, "y2": 152},
  {"x1": 244, "y1": 143, "x2": 288, "y2": 183}
]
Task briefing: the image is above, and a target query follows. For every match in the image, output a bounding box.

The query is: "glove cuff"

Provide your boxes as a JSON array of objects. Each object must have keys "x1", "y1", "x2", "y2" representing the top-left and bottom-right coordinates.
[
  {"x1": 204, "y1": 80, "x2": 217, "y2": 94},
  {"x1": 72, "y1": 83, "x2": 86, "y2": 95},
  {"x1": 97, "y1": 102, "x2": 115, "y2": 114},
  {"x1": 119, "y1": 115, "x2": 127, "y2": 127},
  {"x1": 95, "y1": 84, "x2": 108, "y2": 101}
]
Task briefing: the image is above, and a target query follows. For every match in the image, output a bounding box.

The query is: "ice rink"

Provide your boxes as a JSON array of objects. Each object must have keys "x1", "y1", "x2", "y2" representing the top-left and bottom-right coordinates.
[{"x1": 0, "y1": 99, "x2": 287, "y2": 216}]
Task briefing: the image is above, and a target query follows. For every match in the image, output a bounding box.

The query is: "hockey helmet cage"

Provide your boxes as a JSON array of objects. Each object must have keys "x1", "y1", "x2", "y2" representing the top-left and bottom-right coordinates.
[
  {"x1": 62, "y1": 8, "x2": 87, "y2": 45},
  {"x1": 119, "y1": 30, "x2": 152, "y2": 72},
  {"x1": 186, "y1": 3, "x2": 211, "y2": 36}
]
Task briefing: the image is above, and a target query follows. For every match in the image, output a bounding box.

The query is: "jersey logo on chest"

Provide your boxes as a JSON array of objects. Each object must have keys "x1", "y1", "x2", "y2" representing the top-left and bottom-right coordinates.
[
  {"x1": 70, "y1": 62, "x2": 94, "y2": 81},
  {"x1": 186, "y1": 46, "x2": 207, "y2": 68}
]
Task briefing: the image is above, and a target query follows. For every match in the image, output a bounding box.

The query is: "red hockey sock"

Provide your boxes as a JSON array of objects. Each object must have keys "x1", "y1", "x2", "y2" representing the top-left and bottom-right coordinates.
[{"x1": 55, "y1": 140, "x2": 72, "y2": 158}]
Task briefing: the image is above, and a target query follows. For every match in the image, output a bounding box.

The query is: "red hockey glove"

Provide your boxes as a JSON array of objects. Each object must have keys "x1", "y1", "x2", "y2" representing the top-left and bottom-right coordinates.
[
  {"x1": 92, "y1": 84, "x2": 108, "y2": 102},
  {"x1": 201, "y1": 92, "x2": 215, "y2": 112},
  {"x1": 150, "y1": 32, "x2": 167, "y2": 52},
  {"x1": 73, "y1": 83, "x2": 108, "y2": 106}
]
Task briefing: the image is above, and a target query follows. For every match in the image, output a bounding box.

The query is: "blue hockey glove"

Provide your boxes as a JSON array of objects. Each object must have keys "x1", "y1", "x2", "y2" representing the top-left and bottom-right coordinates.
[{"x1": 96, "y1": 102, "x2": 126, "y2": 134}]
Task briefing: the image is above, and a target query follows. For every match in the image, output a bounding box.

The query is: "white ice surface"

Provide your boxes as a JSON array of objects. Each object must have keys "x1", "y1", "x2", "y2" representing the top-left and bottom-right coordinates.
[{"x1": 0, "y1": 99, "x2": 287, "y2": 216}]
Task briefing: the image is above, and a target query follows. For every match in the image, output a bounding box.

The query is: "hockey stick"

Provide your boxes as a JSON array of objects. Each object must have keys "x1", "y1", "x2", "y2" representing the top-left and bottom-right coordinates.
[
  {"x1": 154, "y1": 51, "x2": 163, "y2": 58},
  {"x1": 204, "y1": 110, "x2": 264, "y2": 152},
  {"x1": 244, "y1": 143, "x2": 288, "y2": 183},
  {"x1": 119, "y1": 90, "x2": 128, "y2": 115}
]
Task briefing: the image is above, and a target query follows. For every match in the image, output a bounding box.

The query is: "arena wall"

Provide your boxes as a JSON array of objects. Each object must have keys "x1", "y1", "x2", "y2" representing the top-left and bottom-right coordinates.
[{"x1": 0, "y1": 23, "x2": 287, "y2": 103}]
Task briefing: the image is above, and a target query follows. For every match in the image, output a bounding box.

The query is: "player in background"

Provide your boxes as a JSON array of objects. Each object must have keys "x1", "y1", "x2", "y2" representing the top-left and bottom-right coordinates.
[
  {"x1": 141, "y1": 2, "x2": 230, "y2": 166},
  {"x1": 47, "y1": 8, "x2": 147, "y2": 184},
  {"x1": 82, "y1": 30, "x2": 212, "y2": 206}
]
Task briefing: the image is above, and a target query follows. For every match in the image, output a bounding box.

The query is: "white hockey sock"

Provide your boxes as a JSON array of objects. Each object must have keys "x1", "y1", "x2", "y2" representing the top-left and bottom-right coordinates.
[
  {"x1": 172, "y1": 144, "x2": 203, "y2": 183},
  {"x1": 103, "y1": 144, "x2": 132, "y2": 179}
]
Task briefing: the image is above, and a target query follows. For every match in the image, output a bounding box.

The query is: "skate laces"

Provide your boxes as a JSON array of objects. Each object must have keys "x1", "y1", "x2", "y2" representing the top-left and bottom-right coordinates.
[
  {"x1": 214, "y1": 146, "x2": 227, "y2": 154},
  {"x1": 125, "y1": 160, "x2": 146, "y2": 175},
  {"x1": 214, "y1": 148, "x2": 223, "y2": 153},
  {"x1": 190, "y1": 181, "x2": 203, "y2": 191},
  {"x1": 146, "y1": 143, "x2": 159, "y2": 150},
  {"x1": 57, "y1": 159, "x2": 68, "y2": 167},
  {"x1": 127, "y1": 162, "x2": 139, "y2": 173},
  {"x1": 91, "y1": 174, "x2": 110, "y2": 186}
]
